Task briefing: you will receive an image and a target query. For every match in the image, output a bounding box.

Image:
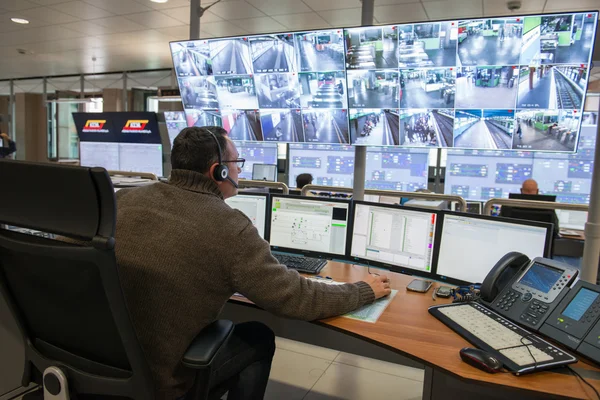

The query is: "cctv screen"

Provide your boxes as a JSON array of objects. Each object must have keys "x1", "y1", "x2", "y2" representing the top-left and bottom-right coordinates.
[
  {"x1": 444, "y1": 111, "x2": 597, "y2": 203},
  {"x1": 170, "y1": 12, "x2": 597, "y2": 152},
  {"x1": 350, "y1": 203, "x2": 437, "y2": 272},
  {"x1": 436, "y1": 214, "x2": 549, "y2": 284},
  {"x1": 164, "y1": 111, "x2": 187, "y2": 146},
  {"x1": 233, "y1": 141, "x2": 278, "y2": 180},
  {"x1": 269, "y1": 196, "x2": 350, "y2": 256},
  {"x1": 225, "y1": 194, "x2": 268, "y2": 238}
]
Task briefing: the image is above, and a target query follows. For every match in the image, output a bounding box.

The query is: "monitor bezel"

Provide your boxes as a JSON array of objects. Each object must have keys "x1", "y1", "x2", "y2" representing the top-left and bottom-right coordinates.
[
  {"x1": 508, "y1": 193, "x2": 557, "y2": 202},
  {"x1": 267, "y1": 194, "x2": 352, "y2": 259},
  {"x1": 347, "y1": 200, "x2": 441, "y2": 278},
  {"x1": 227, "y1": 191, "x2": 271, "y2": 241},
  {"x1": 431, "y1": 210, "x2": 554, "y2": 286}
]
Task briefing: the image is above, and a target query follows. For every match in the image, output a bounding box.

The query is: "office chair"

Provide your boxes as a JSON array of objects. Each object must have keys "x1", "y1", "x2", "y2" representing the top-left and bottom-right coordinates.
[{"x1": 0, "y1": 160, "x2": 234, "y2": 400}]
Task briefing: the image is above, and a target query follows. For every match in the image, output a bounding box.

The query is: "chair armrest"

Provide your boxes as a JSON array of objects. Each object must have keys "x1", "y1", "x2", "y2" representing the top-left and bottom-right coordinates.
[{"x1": 182, "y1": 320, "x2": 234, "y2": 369}]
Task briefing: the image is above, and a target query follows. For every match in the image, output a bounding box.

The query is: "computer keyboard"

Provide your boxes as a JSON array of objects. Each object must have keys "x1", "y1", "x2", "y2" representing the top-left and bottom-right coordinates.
[
  {"x1": 273, "y1": 254, "x2": 327, "y2": 274},
  {"x1": 429, "y1": 302, "x2": 577, "y2": 374}
]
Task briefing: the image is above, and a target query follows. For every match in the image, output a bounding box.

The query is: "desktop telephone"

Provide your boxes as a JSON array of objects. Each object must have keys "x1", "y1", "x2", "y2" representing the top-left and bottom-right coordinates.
[
  {"x1": 539, "y1": 280, "x2": 600, "y2": 366},
  {"x1": 480, "y1": 252, "x2": 579, "y2": 332}
]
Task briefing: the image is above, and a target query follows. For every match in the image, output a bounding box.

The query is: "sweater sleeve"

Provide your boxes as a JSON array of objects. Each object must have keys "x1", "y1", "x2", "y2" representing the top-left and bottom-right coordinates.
[
  {"x1": 228, "y1": 217, "x2": 375, "y2": 321},
  {"x1": 0, "y1": 139, "x2": 15, "y2": 158}
]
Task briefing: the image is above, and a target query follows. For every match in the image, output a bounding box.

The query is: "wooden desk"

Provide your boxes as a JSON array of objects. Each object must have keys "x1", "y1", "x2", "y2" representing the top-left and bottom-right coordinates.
[{"x1": 232, "y1": 261, "x2": 600, "y2": 400}]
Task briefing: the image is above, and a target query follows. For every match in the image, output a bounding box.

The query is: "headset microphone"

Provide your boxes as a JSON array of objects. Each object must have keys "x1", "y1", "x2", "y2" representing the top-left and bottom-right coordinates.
[{"x1": 226, "y1": 176, "x2": 239, "y2": 188}]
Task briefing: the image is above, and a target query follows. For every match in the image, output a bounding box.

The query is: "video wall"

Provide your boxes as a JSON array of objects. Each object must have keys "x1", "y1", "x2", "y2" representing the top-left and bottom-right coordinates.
[
  {"x1": 444, "y1": 111, "x2": 597, "y2": 203},
  {"x1": 170, "y1": 12, "x2": 597, "y2": 153}
]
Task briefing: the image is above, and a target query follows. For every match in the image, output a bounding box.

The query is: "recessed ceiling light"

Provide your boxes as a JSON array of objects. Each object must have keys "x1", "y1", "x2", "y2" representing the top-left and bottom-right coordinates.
[
  {"x1": 11, "y1": 17, "x2": 29, "y2": 24},
  {"x1": 150, "y1": 0, "x2": 169, "y2": 3}
]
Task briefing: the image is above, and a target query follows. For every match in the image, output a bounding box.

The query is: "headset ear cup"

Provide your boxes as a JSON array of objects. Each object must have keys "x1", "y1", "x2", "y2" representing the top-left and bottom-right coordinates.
[{"x1": 214, "y1": 165, "x2": 229, "y2": 181}]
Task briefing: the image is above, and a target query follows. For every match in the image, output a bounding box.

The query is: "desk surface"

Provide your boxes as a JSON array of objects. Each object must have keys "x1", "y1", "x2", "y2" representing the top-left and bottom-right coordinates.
[{"x1": 233, "y1": 261, "x2": 600, "y2": 399}]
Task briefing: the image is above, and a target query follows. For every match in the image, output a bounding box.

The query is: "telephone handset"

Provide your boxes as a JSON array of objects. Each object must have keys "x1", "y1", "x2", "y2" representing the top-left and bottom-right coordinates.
[
  {"x1": 483, "y1": 255, "x2": 578, "y2": 332},
  {"x1": 480, "y1": 252, "x2": 531, "y2": 303}
]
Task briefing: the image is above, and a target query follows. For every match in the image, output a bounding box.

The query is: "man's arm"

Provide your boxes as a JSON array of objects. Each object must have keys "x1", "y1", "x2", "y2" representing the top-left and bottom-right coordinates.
[{"x1": 227, "y1": 217, "x2": 389, "y2": 321}]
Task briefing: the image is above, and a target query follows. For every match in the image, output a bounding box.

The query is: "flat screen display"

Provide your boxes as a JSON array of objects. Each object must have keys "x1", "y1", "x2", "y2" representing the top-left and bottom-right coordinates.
[
  {"x1": 444, "y1": 111, "x2": 596, "y2": 203},
  {"x1": 518, "y1": 262, "x2": 563, "y2": 293},
  {"x1": 287, "y1": 143, "x2": 429, "y2": 189},
  {"x1": 170, "y1": 12, "x2": 597, "y2": 152},
  {"x1": 562, "y1": 287, "x2": 599, "y2": 322},
  {"x1": 164, "y1": 111, "x2": 187, "y2": 146}
]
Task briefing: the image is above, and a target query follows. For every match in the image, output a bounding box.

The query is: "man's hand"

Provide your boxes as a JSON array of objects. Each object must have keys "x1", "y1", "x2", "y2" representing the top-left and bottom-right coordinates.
[
  {"x1": 0, "y1": 133, "x2": 8, "y2": 140},
  {"x1": 364, "y1": 274, "x2": 392, "y2": 299}
]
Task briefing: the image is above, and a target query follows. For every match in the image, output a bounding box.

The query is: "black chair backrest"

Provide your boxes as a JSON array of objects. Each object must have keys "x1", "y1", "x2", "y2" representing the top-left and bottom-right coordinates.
[
  {"x1": 0, "y1": 160, "x2": 154, "y2": 399},
  {"x1": 500, "y1": 206, "x2": 560, "y2": 237}
]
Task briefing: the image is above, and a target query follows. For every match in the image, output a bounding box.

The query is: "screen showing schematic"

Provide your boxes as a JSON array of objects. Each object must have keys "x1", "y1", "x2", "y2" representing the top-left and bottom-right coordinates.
[
  {"x1": 225, "y1": 194, "x2": 267, "y2": 239},
  {"x1": 269, "y1": 196, "x2": 349, "y2": 256},
  {"x1": 350, "y1": 203, "x2": 437, "y2": 272}
]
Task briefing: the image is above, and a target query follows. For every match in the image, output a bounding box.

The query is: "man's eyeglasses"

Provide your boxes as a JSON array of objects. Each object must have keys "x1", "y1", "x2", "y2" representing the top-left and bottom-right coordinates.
[{"x1": 223, "y1": 158, "x2": 245, "y2": 168}]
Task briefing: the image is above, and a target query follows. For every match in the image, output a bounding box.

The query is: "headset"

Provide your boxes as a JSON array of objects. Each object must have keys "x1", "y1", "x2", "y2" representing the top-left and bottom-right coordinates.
[{"x1": 206, "y1": 128, "x2": 238, "y2": 188}]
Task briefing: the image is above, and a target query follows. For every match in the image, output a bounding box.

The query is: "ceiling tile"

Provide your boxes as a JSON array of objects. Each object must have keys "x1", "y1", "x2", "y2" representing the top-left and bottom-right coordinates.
[
  {"x1": 159, "y1": 25, "x2": 214, "y2": 40},
  {"x1": 16, "y1": 6, "x2": 80, "y2": 24},
  {"x1": 483, "y1": 0, "x2": 545, "y2": 16},
  {"x1": 20, "y1": 36, "x2": 104, "y2": 54},
  {"x1": 156, "y1": 25, "x2": 190, "y2": 39},
  {"x1": 161, "y1": 6, "x2": 222, "y2": 23},
  {"x1": 0, "y1": 25, "x2": 84, "y2": 47},
  {"x1": 125, "y1": 11, "x2": 183, "y2": 28},
  {"x1": 50, "y1": 2, "x2": 114, "y2": 19},
  {"x1": 230, "y1": 16, "x2": 286, "y2": 34},
  {"x1": 0, "y1": 13, "x2": 52, "y2": 32},
  {"x1": 96, "y1": 29, "x2": 172, "y2": 46},
  {"x1": 301, "y1": 0, "x2": 362, "y2": 11},
  {"x1": 60, "y1": 21, "x2": 112, "y2": 35},
  {"x1": 246, "y1": 0, "x2": 312, "y2": 15},
  {"x1": 142, "y1": 0, "x2": 192, "y2": 10},
  {"x1": 273, "y1": 12, "x2": 330, "y2": 30},
  {"x1": 82, "y1": 0, "x2": 151, "y2": 15},
  {"x1": 544, "y1": 0, "x2": 600, "y2": 13},
  {"x1": 423, "y1": 0, "x2": 483, "y2": 20},
  {"x1": 318, "y1": 8, "x2": 363, "y2": 26},
  {"x1": 200, "y1": 21, "x2": 249, "y2": 36},
  {"x1": 374, "y1": 3, "x2": 427, "y2": 24},
  {"x1": 207, "y1": 1, "x2": 265, "y2": 20},
  {"x1": 375, "y1": 0, "x2": 428, "y2": 3},
  {"x1": 29, "y1": 0, "x2": 74, "y2": 5},
  {"x1": 0, "y1": 0, "x2": 39, "y2": 11},
  {"x1": 91, "y1": 16, "x2": 149, "y2": 33}
]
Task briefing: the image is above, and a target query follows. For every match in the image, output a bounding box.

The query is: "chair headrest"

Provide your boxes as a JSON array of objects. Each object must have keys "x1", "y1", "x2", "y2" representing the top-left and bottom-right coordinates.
[{"x1": 0, "y1": 160, "x2": 116, "y2": 242}]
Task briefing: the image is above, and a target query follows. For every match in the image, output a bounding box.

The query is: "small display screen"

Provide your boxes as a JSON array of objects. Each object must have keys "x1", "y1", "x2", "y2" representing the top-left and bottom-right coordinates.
[
  {"x1": 563, "y1": 288, "x2": 599, "y2": 322},
  {"x1": 518, "y1": 262, "x2": 563, "y2": 293}
]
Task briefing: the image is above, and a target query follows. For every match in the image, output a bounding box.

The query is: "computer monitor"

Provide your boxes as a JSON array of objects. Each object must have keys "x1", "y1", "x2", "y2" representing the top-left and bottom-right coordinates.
[
  {"x1": 349, "y1": 201, "x2": 438, "y2": 276},
  {"x1": 224, "y1": 192, "x2": 269, "y2": 239},
  {"x1": 508, "y1": 193, "x2": 557, "y2": 202},
  {"x1": 252, "y1": 164, "x2": 277, "y2": 182},
  {"x1": 555, "y1": 209, "x2": 587, "y2": 231},
  {"x1": 234, "y1": 141, "x2": 278, "y2": 180},
  {"x1": 288, "y1": 143, "x2": 355, "y2": 188},
  {"x1": 268, "y1": 195, "x2": 350, "y2": 258},
  {"x1": 434, "y1": 213, "x2": 553, "y2": 285}
]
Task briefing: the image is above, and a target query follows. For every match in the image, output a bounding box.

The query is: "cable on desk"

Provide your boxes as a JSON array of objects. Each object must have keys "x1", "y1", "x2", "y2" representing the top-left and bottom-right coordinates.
[{"x1": 568, "y1": 365, "x2": 600, "y2": 400}]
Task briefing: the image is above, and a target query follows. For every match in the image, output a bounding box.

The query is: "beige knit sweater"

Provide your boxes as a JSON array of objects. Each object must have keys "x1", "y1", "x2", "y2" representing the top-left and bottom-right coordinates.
[{"x1": 114, "y1": 169, "x2": 375, "y2": 399}]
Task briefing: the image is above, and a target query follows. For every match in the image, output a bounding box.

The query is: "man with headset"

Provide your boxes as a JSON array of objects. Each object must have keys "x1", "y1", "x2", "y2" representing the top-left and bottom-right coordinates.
[{"x1": 114, "y1": 126, "x2": 391, "y2": 400}]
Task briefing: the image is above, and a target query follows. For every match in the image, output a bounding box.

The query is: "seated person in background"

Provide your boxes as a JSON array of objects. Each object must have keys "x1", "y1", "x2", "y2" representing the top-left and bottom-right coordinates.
[
  {"x1": 296, "y1": 173, "x2": 313, "y2": 189},
  {"x1": 521, "y1": 178, "x2": 539, "y2": 194},
  {"x1": 115, "y1": 127, "x2": 390, "y2": 399},
  {"x1": 0, "y1": 133, "x2": 16, "y2": 159},
  {"x1": 502, "y1": 179, "x2": 560, "y2": 237}
]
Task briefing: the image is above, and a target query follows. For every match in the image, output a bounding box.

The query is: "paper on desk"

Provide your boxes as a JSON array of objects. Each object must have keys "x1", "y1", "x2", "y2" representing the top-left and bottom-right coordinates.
[{"x1": 343, "y1": 290, "x2": 398, "y2": 323}]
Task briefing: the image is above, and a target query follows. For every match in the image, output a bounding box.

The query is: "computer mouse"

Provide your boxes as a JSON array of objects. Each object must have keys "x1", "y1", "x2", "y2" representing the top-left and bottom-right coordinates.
[{"x1": 459, "y1": 347, "x2": 503, "y2": 373}]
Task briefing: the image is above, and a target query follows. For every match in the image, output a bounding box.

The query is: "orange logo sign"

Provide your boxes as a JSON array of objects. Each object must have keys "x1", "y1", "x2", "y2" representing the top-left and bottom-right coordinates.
[
  {"x1": 124, "y1": 120, "x2": 149, "y2": 130},
  {"x1": 84, "y1": 120, "x2": 106, "y2": 130}
]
